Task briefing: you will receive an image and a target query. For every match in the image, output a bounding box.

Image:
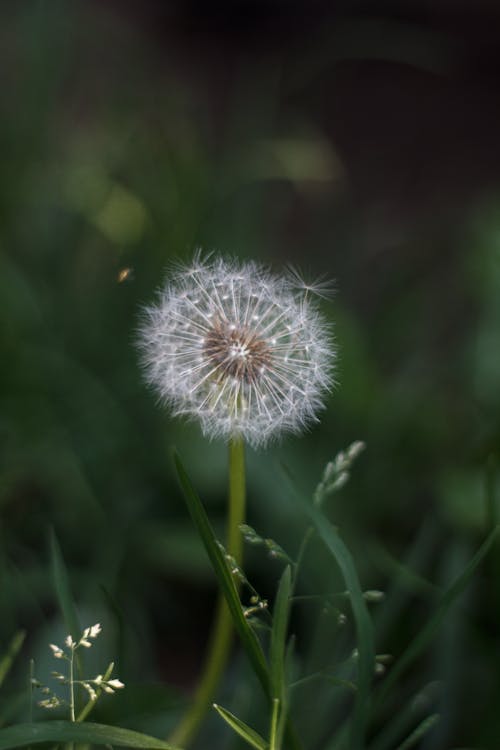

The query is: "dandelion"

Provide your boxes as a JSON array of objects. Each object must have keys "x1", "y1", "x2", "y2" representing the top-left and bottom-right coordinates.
[
  {"x1": 138, "y1": 253, "x2": 335, "y2": 447},
  {"x1": 140, "y1": 253, "x2": 335, "y2": 748}
]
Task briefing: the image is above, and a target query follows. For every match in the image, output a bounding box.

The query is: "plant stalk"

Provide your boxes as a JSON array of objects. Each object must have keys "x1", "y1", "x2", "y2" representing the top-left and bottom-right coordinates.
[
  {"x1": 169, "y1": 436, "x2": 246, "y2": 747},
  {"x1": 69, "y1": 648, "x2": 75, "y2": 723}
]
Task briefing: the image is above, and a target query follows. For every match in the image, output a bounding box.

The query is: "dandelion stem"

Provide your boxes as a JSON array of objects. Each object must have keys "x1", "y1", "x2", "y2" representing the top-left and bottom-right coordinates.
[
  {"x1": 228, "y1": 436, "x2": 246, "y2": 570},
  {"x1": 169, "y1": 436, "x2": 246, "y2": 748}
]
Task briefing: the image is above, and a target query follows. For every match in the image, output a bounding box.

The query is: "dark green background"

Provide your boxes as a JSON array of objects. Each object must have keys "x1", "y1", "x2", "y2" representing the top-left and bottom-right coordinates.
[{"x1": 1, "y1": 2, "x2": 500, "y2": 748}]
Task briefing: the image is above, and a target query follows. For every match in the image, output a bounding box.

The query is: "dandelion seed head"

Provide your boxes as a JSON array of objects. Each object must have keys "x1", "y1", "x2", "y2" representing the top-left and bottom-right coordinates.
[{"x1": 138, "y1": 253, "x2": 335, "y2": 448}]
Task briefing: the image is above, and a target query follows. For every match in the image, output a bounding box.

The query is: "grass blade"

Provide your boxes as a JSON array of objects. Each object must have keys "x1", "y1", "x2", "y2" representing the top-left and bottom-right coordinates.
[
  {"x1": 174, "y1": 452, "x2": 303, "y2": 750},
  {"x1": 395, "y1": 714, "x2": 439, "y2": 750},
  {"x1": 213, "y1": 704, "x2": 268, "y2": 750},
  {"x1": 279, "y1": 462, "x2": 375, "y2": 750},
  {"x1": 369, "y1": 683, "x2": 439, "y2": 750},
  {"x1": 375, "y1": 527, "x2": 499, "y2": 707},
  {"x1": 269, "y1": 568, "x2": 291, "y2": 750},
  {"x1": 0, "y1": 631, "x2": 26, "y2": 688},
  {"x1": 0, "y1": 721, "x2": 181, "y2": 749},
  {"x1": 305, "y1": 504, "x2": 375, "y2": 750},
  {"x1": 173, "y1": 452, "x2": 269, "y2": 692},
  {"x1": 49, "y1": 529, "x2": 81, "y2": 642},
  {"x1": 269, "y1": 566, "x2": 291, "y2": 702}
]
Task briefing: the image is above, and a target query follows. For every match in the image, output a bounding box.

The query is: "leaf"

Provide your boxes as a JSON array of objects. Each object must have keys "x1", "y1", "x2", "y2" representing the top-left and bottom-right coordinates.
[
  {"x1": 278, "y1": 460, "x2": 375, "y2": 750},
  {"x1": 305, "y1": 504, "x2": 375, "y2": 750},
  {"x1": 368, "y1": 683, "x2": 439, "y2": 750},
  {"x1": 0, "y1": 721, "x2": 181, "y2": 749},
  {"x1": 375, "y1": 527, "x2": 499, "y2": 707},
  {"x1": 213, "y1": 704, "x2": 268, "y2": 750},
  {"x1": 395, "y1": 714, "x2": 439, "y2": 750},
  {"x1": 0, "y1": 631, "x2": 26, "y2": 688},
  {"x1": 173, "y1": 452, "x2": 303, "y2": 750},
  {"x1": 269, "y1": 567, "x2": 291, "y2": 702},
  {"x1": 49, "y1": 529, "x2": 81, "y2": 642},
  {"x1": 269, "y1": 568, "x2": 291, "y2": 750},
  {"x1": 173, "y1": 452, "x2": 269, "y2": 693}
]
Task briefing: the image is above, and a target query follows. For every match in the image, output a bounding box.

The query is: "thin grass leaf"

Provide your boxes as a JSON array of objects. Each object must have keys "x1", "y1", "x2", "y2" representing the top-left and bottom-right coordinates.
[
  {"x1": 279, "y1": 461, "x2": 375, "y2": 749},
  {"x1": 305, "y1": 504, "x2": 375, "y2": 750},
  {"x1": 369, "y1": 683, "x2": 439, "y2": 750},
  {"x1": 49, "y1": 529, "x2": 81, "y2": 642},
  {"x1": 395, "y1": 714, "x2": 440, "y2": 750},
  {"x1": 173, "y1": 452, "x2": 303, "y2": 750},
  {"x1": 173, "y1": 451, "x2": 269, "y2": 692},
  {"x1": 290, "y1": 672, "x2": 356, "y2": 693},
  {"x1": 0, "y1": 631, "x2": 26, "y2": 688},
  {"x1": 269, "y1": 568, "x2": 291, "y2": 750},
  {"x1": 375, "y1": 527, "x2": 499, "y2": 707},
  {"x1": 0, "y1": 721, "x2": 180, "y2": 750},
  {"x1": 99, "y1": 585, "x2": 126, "y2": 673},
  {"x1": 213, "y1": 704, "x2": 268, "y2": 750},
  {"x1": 269, "y1": 567, "x2": 291, "y2": 701},
  {"x1": 370, "y1": 541, "x2": 439, "y2": 597}
]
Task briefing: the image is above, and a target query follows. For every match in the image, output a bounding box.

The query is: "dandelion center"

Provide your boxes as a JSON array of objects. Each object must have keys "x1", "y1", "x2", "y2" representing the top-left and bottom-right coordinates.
[{"x1": 203, "y1": 319, "x2": 271, "y2": 384}]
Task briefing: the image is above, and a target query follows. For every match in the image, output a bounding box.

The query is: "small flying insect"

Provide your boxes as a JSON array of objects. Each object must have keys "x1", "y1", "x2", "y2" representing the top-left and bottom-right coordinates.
[{"x1": 117, "y1": 267, "x2": 135, "y2": 283}]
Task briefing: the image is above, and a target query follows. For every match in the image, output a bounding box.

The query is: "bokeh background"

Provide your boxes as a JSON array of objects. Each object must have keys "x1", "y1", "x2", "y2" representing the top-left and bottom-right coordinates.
[{"x1": 2, "y1": 1, "x2": 500, "y2": 747}]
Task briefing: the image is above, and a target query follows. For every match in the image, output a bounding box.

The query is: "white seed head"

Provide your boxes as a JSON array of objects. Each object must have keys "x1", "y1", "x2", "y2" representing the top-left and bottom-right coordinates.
[
  {"x1": 137, "y1": 253, "x2": 335, "y2": 448},
  {"x1": 88, "y1": 623, "x2": 102, "y2": 639},
  {"x1": 49, "y1": 644, "x2": 64, "y2": 659},
  {"x1": 107, "y1": 678, "x2": 125, "y2": 689}
]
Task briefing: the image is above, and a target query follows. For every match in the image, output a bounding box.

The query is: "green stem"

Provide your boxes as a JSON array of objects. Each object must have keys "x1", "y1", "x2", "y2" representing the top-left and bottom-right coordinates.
[
  {"x1": 269, "y1": 698, "x2": 280, "y2": 750},
  {"x1": 67, "y1": 648, "x2": 75, "y2": 750},
  {"x1": 69, "y1": 649, "x2": 75, "y2": 723},
  {"x1": 169, "y1": 437, "x2": 246, "y2": 748}
]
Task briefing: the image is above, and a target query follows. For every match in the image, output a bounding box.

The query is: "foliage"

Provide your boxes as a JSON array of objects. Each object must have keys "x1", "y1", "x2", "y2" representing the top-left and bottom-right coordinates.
[{"x1": 1, "y1": 2, "x2": 500, "y2": 748}]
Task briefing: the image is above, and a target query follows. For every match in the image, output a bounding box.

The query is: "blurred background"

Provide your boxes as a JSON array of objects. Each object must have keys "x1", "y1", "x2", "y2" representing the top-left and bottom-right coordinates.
[{"x1": 1, "y1": 0, "x2": 500, "y2": 747}]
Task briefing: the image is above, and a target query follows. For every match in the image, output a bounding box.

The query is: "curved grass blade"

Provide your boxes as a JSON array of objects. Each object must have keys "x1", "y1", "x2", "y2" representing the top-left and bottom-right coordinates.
[
  {"x1": 173, "y1": 451, "x2": 269, "y2": 692},
  {"x1": 0, "y1": 721, "x2": 181, "y2": 750},
  {"x1": 395, "y1": 714, "x2": 439, "y2": 750},
  {"x1": 369, "y1": 682, "x2": 439, "y2": 750},
  {"x1": 305, "y1": 504, "x2": 375, "y2": 750},
  {"x1": 49, "y1": 529, "x2": 81, "y2": 642},
  {"x1": 173, "y1": 452, "x2": 303, "y2": 750},
  {"x1": 269, "y1": 567, "x2": 291, "y2": 702},
  {"x1": 213, "y1": 704, "x2": 268, "y2": 750},
  {"x1": 278, "y1": 461, "x2": 375, "y2": 749},
  {"x1": 375, "y1": 527, "x2": 499, "y2": 708},
  {"x1": 0, "y1": 631, "x2": 26, "y2": 688},
  {"x1": 269, "y1": 568, "x2": 291, "y2": 750}
]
